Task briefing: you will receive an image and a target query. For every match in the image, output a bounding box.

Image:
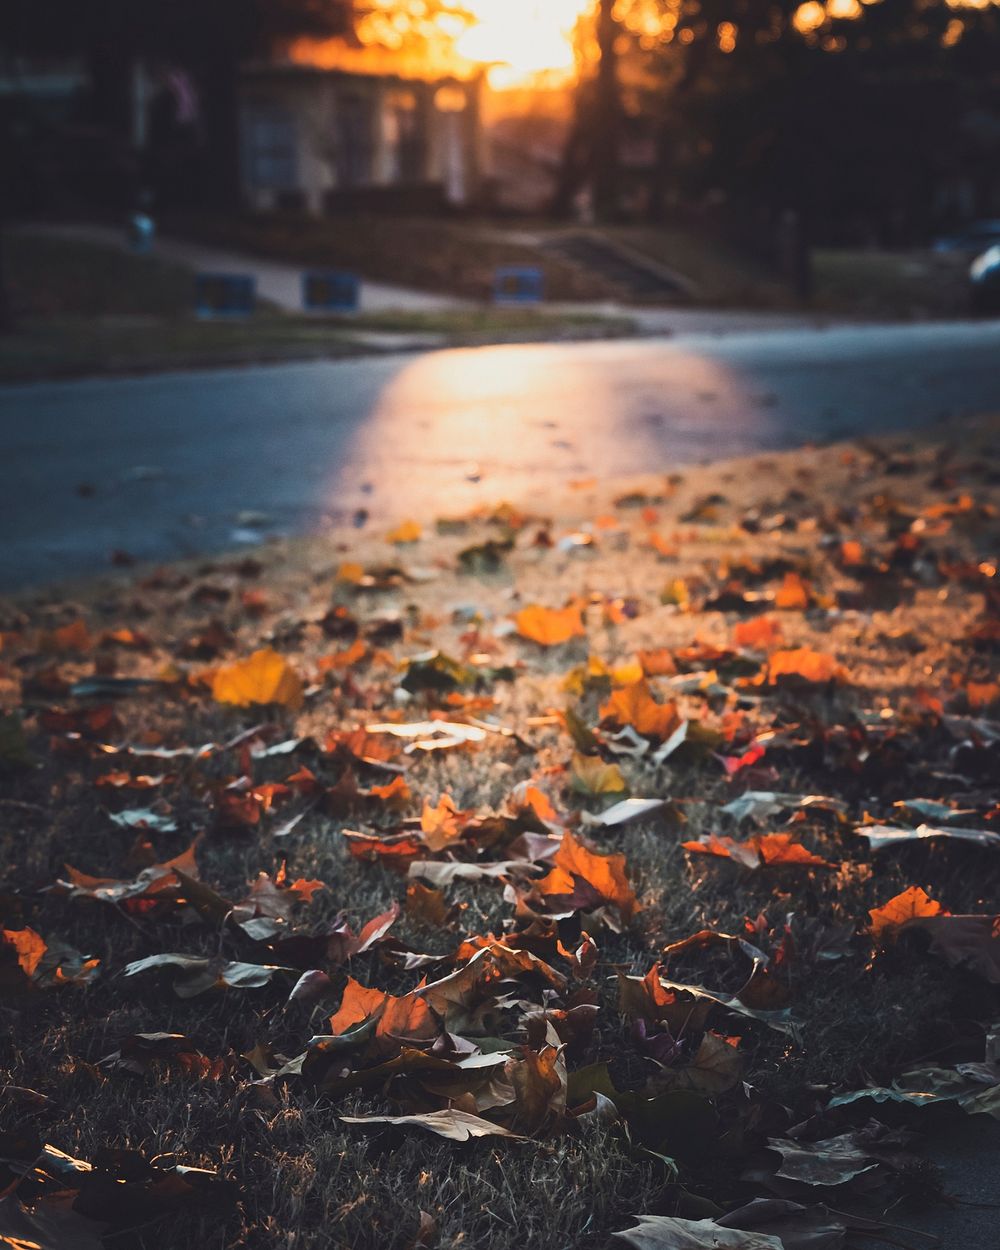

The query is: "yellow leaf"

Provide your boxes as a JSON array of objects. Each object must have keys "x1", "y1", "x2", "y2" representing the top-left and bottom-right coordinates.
[
  {"x1": 211, "y1": 649, "x2": 304, "y2": 710},
  {"x1": 570, "y1": 752, "x2": 627, "y2": 796},
  {"x1": 515, "y1": 604, "x2": 586, "y2": 647},
  {"x1": 387, "y1": 520, "x2": 422, "y2": 544},
  {"x1": 337, "y1": 562, "x2": 364, "y2": 584}
]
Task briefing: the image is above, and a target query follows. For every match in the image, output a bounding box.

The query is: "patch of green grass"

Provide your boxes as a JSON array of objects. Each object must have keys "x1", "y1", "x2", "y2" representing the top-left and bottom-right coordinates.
[
  {"x1": 6, "y1": 234, "x2": 193, "y2": 319},
  {"x1": 812, "y1": 249, "x2": 972, "y2": 319}
]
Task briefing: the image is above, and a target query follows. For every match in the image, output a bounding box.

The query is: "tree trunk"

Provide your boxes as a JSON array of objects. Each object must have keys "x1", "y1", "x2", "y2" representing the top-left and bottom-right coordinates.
[{"x1": 591, "y1": 0, "x2": 622, "y2": 221}]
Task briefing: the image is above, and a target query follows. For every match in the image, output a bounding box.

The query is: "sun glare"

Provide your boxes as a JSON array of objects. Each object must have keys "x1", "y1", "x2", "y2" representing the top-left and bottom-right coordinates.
[{"x1": 457, "y1": 0, "x2": 588, "y2": 87}]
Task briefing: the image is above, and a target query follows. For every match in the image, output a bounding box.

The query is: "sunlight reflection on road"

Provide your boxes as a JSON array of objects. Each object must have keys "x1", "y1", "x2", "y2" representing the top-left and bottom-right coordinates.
[{"x1": 325, "y1": 340, "x2": 745, "y2": 519}]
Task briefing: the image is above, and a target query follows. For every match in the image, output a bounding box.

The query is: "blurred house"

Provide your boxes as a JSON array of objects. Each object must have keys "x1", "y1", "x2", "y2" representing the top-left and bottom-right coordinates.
[{"x1": 239, "y1": 40, "x2": 489, "y2": 215}]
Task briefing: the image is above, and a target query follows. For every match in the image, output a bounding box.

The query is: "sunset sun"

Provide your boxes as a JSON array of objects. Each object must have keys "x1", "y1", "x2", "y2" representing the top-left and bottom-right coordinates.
[{"x1": 458, "y1": 0, "x2": 587, "y2": 85}]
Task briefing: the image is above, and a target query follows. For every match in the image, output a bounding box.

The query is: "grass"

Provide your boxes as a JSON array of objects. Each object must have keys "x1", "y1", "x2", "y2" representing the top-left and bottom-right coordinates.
[
  {"x1": 166, "y1": 211, "x2": 617, "y2": 303},
  {"x1": 0, "y1": 235, "x2": 634, "y2": 382},
  {"x1": 2, "y1": 416, "x2": 999, "y2": 1246}
]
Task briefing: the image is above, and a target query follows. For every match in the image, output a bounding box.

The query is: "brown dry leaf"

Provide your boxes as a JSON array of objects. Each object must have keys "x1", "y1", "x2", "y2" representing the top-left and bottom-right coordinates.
[
  {"x1": 638, "y1": 648, "x2": 678, "y2": 677},
  {"x1": 537, "y1": 831, "x2": 638, "y2": 922},
  {"x1": 406, "y1": 881, "x2": 450, "y2": 926},
  {"x1": 869, "y1": 886, "x2": 944, "y2": 938},
  {"x1": 600, "y1": 681, "x2": 681, "y2": 740},
  {"x1": 682, "y1": 833, "x2": 833, "y2": 871},
  {"x1": 614, "y1": 1215, "x2": 783, "y2": 1249},
  {"x1": 56, "y1": 841, "x2": 200, "y2": 907},
  {"x1": 515, "y1": 603, "x2": 586, "y2": 646},
  {"x1": 341, "y1": 1109, "x2": 520, "y2": 1141},
  {"x1": 211, "y1": 649, "x2": 304, "y2": 710},
  {"x1": 328, "y1": 976, "x2": 438, "y2": 1053},
  {"x1": 39, "y1": 619, "x2": 92, "y2": 653},
  {"x1": 508, "y1": 1044, "x2": 567, "y2": 1133}
]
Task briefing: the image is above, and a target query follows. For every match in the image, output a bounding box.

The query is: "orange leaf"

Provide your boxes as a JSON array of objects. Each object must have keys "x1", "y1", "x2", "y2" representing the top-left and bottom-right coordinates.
[
  {"x1": 766, "y1": 648, "x2": 846, "y2": 685},
  {"x1": 967, "y1": 681, "x2": 999, "y2": 710},
  {"x1": 538, "y1": 830, "x2": 638, "y2": 922},
  {"x1": 775, "y1": 572, "x2": 810, "y2": 610},
  {"x1": 387, "y1": 520, "x2": 422, "y2": 544},
  {"x1": 2, "y1": 927, "x2": 46, "y2": 977},
  {"x1": 211, "y1": 649, "x2": 304, "y2": 710},
  {"x1": 420, "y1": 794, "x2": 472, "y2": 852},
  {"x1": 515, "y1": 604, "x2": 586, "y2": 646},
  {"x1": 329, "y1": 976, "x2": 388, "y2": 1033},
  {"x1": 40, "y1": 619, "x2": 92, "y2": 652},
  {"x1": 367, "y1": 776, "x2": 412, "y2": 809},
  {"x1": 733, "y1": 616, "x2": 784, "y2": 650},
  {"x1": 600, "y1": 680, "x2": 681, "y2": 740},
  {"x1": 869, "y1": 886, "x2": 945, "y2": 938},
  {"x1": 638, "y1": 648, "x2": 677, "y2": 677}
]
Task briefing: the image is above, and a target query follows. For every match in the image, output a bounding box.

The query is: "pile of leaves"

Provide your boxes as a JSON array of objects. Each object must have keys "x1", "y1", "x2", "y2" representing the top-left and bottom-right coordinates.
[{"x1": 1, "y1": 422, "x2": 999, "y2": 1249}]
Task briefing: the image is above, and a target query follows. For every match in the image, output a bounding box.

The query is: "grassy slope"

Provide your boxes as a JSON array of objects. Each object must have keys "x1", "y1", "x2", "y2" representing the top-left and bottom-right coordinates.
[
  {"x1": 0, "y1": 235, "x2": 632, "y2": 382},
  {"x1": 1, "y1": 422, "x2": 998, "y2": 1249}
]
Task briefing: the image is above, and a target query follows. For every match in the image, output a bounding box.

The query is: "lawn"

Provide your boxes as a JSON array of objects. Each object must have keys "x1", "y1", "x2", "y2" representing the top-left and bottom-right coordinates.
[
  {"x1": 2, "y1": 417, "x2": 998, "y2": 1249},
  {"x1": 0, "y1": 234, "x2": 633, "y2": 381},
  {"x1": 166, "y1": 211, "x2": 618, "y2": 303}
]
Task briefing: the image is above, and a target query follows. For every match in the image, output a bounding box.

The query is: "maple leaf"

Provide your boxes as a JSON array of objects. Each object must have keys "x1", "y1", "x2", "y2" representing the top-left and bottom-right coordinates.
[
  {"x1": 682, "y1": 833, "x2": 834, "y2": 871},
  {"x1": 869, "y1": 886, "x2": 945, "y2": 937},
  {"x1": 515, "y1": 604, "x2": 586, "y2": 646},
  {"x1": 537, "y1": 831, "x2": 638, "y2": 923},
  {"x1": 571, "y1": 752, "x2": 628, "y2": 796},
  {"x1": 508, "y1": 1044, "x2": 567, "y2": 1133},
  {"x1": 211, "y1": 649, "x2": 304, "y2": 710},
  {"x1": 764, "y1": 649, "x2": 846, "y2": 685},
  {"x1": 2, "y1": 926, "x2": 46, "y2": 978},
  {"x1": 600, "y1": 681, "x2": 681, "y2": 740},
  {"x1": 420, "y1": 794, "x2": 472, "y2": 852}
]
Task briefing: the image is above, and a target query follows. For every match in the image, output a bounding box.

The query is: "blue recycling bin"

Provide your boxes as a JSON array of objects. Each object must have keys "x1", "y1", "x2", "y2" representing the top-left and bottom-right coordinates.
[
  {"x1": 195, "y1": 273, "x2": 256, "y2": 318},
  {"x1": 493, "y1": 266, "x2": 544, "y2": 306},
  {"x1": 303, "y1": 270, "x2": 361, "y2": 313}
]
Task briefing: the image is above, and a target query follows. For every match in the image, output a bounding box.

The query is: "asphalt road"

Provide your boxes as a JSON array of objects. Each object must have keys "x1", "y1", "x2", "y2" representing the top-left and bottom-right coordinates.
[{"x1": 3, "y1": 319, "x2": 1000, "y2": 591}]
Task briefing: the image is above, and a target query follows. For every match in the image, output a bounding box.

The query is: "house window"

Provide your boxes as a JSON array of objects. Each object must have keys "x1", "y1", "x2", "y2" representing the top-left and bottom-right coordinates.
[{"x1": 244, "y1": 105, "x2": 297, "y2": 191}]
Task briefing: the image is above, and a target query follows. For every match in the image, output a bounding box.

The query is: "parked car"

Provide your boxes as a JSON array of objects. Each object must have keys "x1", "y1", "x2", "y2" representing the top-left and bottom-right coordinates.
[
  {"x1": 970, "y1": 245, "x2": 1000, "y2": 315},
  {"x1": 934, "y1": 220, "x2": 1000, "y2": 254}
]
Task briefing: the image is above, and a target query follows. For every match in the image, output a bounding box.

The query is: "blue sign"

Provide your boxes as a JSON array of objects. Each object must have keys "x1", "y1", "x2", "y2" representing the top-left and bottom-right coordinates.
[
  {"x1": 196, "y1": 273, "x2": 256, "y2": 318},
  {"x1": 303, "y1": 270, "x2": 361, "y2": 313},
  {"x1": 494, "y1": 266, "x2": 544, "y2": 306}
]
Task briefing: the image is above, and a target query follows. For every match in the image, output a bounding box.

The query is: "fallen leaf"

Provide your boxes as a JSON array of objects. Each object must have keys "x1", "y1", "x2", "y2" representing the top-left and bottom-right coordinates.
[
  {"x1": 614, "y1": 1215, "x2": 783, "y2": 1249},
  {"x1": 600, "y1": 681, "x2": 681, "y2": 740},
  {"x1": 869, "y1": 886, "x2": 944, "y2": 937},
  {"x1": 570, "y1": 752, "x2": 628, "y2": 796},
  {"x1": 515, "y1": 604, "x2": 586, "y2": 646},
  {"x1": 340, "y1": 1109, "x2": 520, "y2": 1141},
  {"x1": 211, "y1": 649, "x2": 304, "y2": 710},
  {"x1": 537, "y1": 830, "x2": 638, "y2": 922}
]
